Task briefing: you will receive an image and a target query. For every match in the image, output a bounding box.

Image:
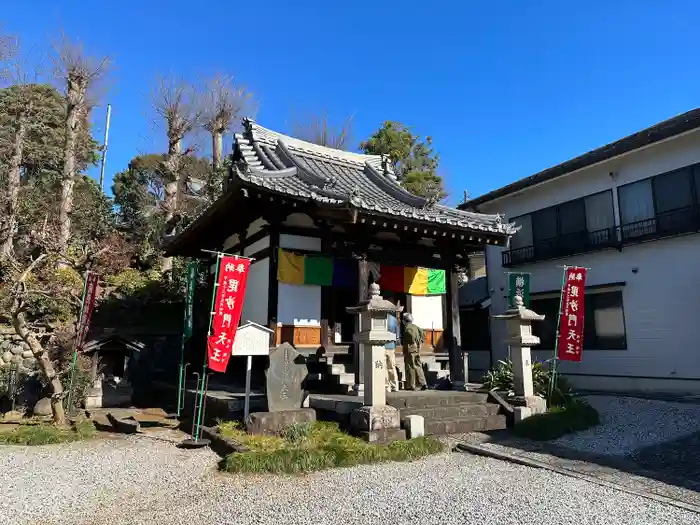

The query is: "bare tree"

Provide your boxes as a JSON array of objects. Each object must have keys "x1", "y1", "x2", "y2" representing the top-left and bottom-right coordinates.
[
  {"x1": 152, "y1": 76, "x2": 202, "y2": 272},
  {"x1": 291, "y1": 111, "x2": 355, "y2": 150},
  {"x1": 53, "y1": 34, "x2": 109, "y2": 257},
  {"x1": 202, "y1": 74, "x2": 255, "y2": 172}
]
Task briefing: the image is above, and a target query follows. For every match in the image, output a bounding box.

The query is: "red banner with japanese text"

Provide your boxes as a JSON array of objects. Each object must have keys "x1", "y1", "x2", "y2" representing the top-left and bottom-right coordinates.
[
  {"x1": 77, "y1": 272, "x2": 99, "y2": 349},
  {"x1": 207, "y1": 256, "x2": 251, "y2": 373},
  {"x1": 556, "y1": 267, "x2": 587, "y2": 362}
]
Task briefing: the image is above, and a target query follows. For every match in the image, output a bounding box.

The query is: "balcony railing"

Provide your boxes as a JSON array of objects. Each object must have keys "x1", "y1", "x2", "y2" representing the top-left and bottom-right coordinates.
[
  {"x1": 620, "y1": 206, "x2": 700, "y2": 243},
  {"x1": 503, "y1": 206, "x2": 700, "y2": 267},
  {"x1": 502, "y1": 226, "x2": 619, "y2": 267}
]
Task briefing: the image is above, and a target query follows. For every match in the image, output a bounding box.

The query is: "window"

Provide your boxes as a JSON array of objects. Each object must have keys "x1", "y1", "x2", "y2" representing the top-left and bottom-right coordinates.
[
  {"x1": 531, "y1": 290, "x2": 626, "y2": 350},
  {"x1": 503, "y1": 190, "x2": 616, "y2": 266},
  {"x1": 619, "y1": 165, "x2": 700, "y2": 241}
]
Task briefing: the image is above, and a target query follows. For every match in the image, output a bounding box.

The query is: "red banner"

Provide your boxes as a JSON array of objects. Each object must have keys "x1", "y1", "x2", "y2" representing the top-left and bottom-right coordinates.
[
  {"x1": 556, "y1": 267, "x2": 587, "y2": 362},
  {"x1": 207, "y1": 256, "x2": 251, "y2": 373},
  {"x1": 78, "y1": 272, "x2": 99, "y2": 349}
]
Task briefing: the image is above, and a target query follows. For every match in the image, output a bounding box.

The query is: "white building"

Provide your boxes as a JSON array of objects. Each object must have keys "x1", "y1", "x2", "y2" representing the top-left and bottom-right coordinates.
[{"x1": 462, "y1": 109, "x2": 700, "y2": 395}]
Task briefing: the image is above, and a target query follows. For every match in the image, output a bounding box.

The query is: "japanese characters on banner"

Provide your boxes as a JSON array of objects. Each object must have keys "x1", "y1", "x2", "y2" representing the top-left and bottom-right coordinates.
[
  {"x1": 207, "y1": 256, "x2": 251, "y2": 373},
  {"x1": 77, "y1": 272, "x2": 99, "y2": 349},
  {"x1": 508, "y1": 273, "x2": 530, "y2": 307},
  {"x1": 556, "y1": 267, "x2": 587, "y2": 362}
]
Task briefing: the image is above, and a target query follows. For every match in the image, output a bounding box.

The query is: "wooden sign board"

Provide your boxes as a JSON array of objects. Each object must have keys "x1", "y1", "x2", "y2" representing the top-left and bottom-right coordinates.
[{"x1": 231, "y1": 322, "x2": 273, "y2": 357}]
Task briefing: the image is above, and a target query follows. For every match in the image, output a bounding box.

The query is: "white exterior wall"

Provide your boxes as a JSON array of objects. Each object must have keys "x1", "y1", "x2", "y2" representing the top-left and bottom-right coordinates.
[
  {"x1": 277, "y1": 234, "x2": 322, "y2": 326},
  {"x1": 411, "y1": 295, "x2": 443, "y2": 330},
  {"x1": 481, "y1": 129, "x2": 700, "y2": 394},
  {"x1": 241, "y1": 258, "x2": 269, "y2": 326}
]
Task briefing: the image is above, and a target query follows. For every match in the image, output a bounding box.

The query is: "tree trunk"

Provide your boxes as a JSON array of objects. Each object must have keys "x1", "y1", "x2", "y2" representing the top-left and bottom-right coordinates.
[
  {"x1": 212, "y1": 131, "x2": 223, "y2": 172},
  {"x1": 161, "y1": 138, "x2": 182, "y2": 273},
  {"x1": 0, "y1": 110, "x2": 27, "y2": 259},
  {"x1": 12, "y1": 308, "x2": 66, "y2": 425},
  {"x1": 59, "y1": 78, "x2": 85, "y2": 257}
]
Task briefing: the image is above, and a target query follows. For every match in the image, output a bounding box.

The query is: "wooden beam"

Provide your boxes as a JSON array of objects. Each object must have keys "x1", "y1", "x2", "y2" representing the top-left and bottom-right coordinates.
[{"x1": 267, "y1": 229, "x2": 280, "y2": 326}]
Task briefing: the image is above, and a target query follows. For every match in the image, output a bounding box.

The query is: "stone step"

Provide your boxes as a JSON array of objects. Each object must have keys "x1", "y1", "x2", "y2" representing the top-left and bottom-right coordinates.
[
  {"x1": 388, "y1": 391, "x2": 489, "y2": 409},
  {"x1": 324, "y1": 353, "x2": 354, "y2": 365},
  {"x1": 425, "y1": 370, "x2": 450, "y2": 383},
  {"x1": 334, "y1": 373, "x2": 355, "y2": 385},
  {"x1": 328, "y1": 363, "x2": 352, "y2": 375},
  {"x1": 400, "y1": 402, "x2": 502, "y2": 420},
  {"x1": 425, "y1": 414, "x2": 508, "y2": 435}
]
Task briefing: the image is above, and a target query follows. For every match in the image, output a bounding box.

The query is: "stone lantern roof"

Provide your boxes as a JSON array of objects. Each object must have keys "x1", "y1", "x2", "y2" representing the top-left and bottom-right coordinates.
[{"x1": 346, "y1": 283, "x2": 404, "y2": 316}]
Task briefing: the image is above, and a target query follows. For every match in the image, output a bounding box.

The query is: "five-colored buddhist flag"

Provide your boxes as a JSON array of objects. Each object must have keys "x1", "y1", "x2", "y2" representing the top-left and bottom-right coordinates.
[
  {"x1": 277, "y1": 249, "x2": 333, "y2": 286},
  {"x1": 379, "y1": 264, "x2": 445, "y2": 295}
]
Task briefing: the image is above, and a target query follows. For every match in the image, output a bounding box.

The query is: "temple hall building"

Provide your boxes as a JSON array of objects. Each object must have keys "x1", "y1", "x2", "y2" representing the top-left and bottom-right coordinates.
[
  {"x1": 461, "y1": 109, "x2": 700, "y2": 395},
  {"x1": 165, "y1": 119, "x2": 516, "y2": 391}
]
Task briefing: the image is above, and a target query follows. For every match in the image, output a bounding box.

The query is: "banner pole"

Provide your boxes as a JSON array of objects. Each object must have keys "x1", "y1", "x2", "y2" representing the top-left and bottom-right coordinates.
[
  {"x1": 193, "y1": 252, "x2": 223, "y2": 441},
  {"x1": 65, "y1": 271, "x2": 91, "y2": 413},
  {"x1": 176, "y1": 261, "x2": 198, "y2": 417},
  {"x1": 549, "y1": 266, "x2": 571, "y2": 403}
]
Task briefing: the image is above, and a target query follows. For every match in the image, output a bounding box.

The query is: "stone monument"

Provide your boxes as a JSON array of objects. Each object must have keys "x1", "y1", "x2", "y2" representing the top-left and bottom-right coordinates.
[
  {"x1": 265, "y1": 342, "x2": 307, "y2": 412},
  {"x1": 493, "y1": 295, "x2": 547, "y2": 422},
  {"x1": 346, "y1": 283, "x2": 406, "y2": 442}
]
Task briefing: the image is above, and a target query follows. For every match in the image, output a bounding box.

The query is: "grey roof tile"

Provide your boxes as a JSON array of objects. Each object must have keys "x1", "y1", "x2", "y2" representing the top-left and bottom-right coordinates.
[{"x1": 231, "y1": 119, "x2": 516, "y2": 235}]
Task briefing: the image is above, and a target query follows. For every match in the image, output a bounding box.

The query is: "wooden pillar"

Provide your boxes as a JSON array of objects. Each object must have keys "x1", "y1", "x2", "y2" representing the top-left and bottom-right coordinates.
[
  {"x1": 445, "y1": 269, "x2": 467, "y2": 389},
  {"x1": 353, "y1": 258, "x2": 369, "y2": 395},
  {"x1": 267, "y1": 230, "x2": 280, "y2": 337}
]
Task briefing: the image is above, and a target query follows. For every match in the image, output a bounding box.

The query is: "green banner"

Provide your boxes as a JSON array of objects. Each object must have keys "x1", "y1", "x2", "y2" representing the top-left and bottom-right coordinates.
[
  {"x1": 183, "y1": 262, "x2": 197, "y2": 339},
  {"x1": 508, "y1": 273, "x2": 530, "y2": 307}
]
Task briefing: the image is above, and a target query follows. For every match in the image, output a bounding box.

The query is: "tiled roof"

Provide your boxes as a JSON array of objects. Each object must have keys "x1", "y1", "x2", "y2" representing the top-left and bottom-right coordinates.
[
  {"x1": 462, "y1": 108, "x2": 700, "y2": 207},
  {"x1": 232, "y1": 119, "x2": 516, "y2": 235}
]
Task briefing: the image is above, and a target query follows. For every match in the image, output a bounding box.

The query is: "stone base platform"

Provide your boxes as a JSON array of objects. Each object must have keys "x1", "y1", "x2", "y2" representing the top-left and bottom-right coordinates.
[{"x1": 309, "y1": 390, "x2": 508, "y2": 436}]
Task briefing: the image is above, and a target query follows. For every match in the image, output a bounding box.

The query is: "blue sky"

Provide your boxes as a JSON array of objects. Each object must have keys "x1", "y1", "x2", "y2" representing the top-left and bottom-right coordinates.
[{"x1": 5, "y1": 1, "x2": 700, "y2": 205}]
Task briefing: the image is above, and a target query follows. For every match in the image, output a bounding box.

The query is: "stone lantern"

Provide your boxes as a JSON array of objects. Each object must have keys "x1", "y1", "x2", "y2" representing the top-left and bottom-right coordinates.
[
  {"x1": 346, "y1": 283, "x2": 406, "y2": 442},
  {"x1": 493, "y1": 295, "x2": 547, "y2": 421}
]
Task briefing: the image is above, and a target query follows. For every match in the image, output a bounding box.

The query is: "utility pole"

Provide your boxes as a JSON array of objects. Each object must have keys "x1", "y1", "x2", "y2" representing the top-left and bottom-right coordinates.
[{"x1": 98, "y1": 104, "x2": 112, "y2": 192}]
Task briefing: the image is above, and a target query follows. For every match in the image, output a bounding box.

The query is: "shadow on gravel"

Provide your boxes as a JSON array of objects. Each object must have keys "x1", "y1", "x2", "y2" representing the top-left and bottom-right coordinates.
[{"x1": 474, "y1": 427, "x2": 700, "y2": 502}]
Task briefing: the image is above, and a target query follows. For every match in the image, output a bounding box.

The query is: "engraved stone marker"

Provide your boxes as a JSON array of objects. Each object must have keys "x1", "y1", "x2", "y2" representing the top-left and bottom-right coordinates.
[{"x1": 265, "y1": 342, "x2": 307, "y2": 412}]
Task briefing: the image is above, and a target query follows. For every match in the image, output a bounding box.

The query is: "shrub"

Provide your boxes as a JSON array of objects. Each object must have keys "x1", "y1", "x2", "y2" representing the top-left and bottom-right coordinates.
[
  {"x1": 482, "y1": 359, "x2": 573, "y2": 406},
  {"x1": 219, "y1": 420, "x2": 445, "y2": 474}
]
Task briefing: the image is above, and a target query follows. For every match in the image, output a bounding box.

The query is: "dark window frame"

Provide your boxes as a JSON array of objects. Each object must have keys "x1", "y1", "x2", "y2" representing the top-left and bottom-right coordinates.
[
  {"x1": 617, "y1": 163, "x2": 700, "y2": 243},
  {"x1": 503, "y1": 189, "x2": 617, "y2": 267},
  {"x1": 530, "y1": 289, "x2": 627, "y2": 351}
]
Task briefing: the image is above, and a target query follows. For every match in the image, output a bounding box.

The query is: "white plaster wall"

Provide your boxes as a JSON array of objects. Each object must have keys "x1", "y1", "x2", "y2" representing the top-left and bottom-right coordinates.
[
  {"x1": 247, "y1": 218, "x2": 268, "y2": 237},
  {"x1": 411, "y1": 295, "x2": 444, "y2": 330},
  {"x1": 277, "y1": 233, "x2": 322, "y2": 326},
  {"x1": 244, "y1": 235, "x2": 270, "y2": 257},
  {"x1": 241, "y1": 258, "x2": 269, "y2": 326},
  {"x1": 222, "y1": 234, "x2": 239, "y2": 251},
  {"x1": 480, "y1": 130, "x2": 700, "y2": 390},
  {"x1": 277, "y1": 284, "x2": 321, "y2": 326},
  {"x1": 280, "y1": 234, "x2": 322, "y2": 251}
]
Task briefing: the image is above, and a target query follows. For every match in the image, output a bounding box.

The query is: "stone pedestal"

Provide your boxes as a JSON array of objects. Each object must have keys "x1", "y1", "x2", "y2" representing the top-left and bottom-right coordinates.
[
  {"x1": 349, "y1": 405, "x2": 406, "y2": 443},
  {"x1": 493, "y1": 296, "x2": 546, "y2": 422},
  {"x1": 510, "y1": 395, "x2": 547, "y2": 423}
]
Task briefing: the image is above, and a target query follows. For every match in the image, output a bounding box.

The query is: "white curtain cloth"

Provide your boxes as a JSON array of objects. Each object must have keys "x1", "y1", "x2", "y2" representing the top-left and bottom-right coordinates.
[
  {"x1": 585, "y1": 191, "x2": 615, "y2": 231},
  {"x1": 618, "y1": 179, "x2": 655, "y2": 224}
]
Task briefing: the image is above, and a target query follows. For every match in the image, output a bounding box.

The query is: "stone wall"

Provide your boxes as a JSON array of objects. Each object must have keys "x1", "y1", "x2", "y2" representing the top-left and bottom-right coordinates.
[{"x1": 0, "y1": 326, "x2": 38, "y2": 373}]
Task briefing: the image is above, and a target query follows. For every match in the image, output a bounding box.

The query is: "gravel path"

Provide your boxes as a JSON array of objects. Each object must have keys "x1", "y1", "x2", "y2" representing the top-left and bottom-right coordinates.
[
  {"x1": 552, "y1": 396, "x2": 700, "y2": 456},
  {"x1": 1, "y1": 432, "x2": 698, "y2": 525}
]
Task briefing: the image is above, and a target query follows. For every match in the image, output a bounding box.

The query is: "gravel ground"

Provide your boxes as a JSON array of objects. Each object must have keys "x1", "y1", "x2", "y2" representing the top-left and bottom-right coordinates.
[
  {"x1": 1, "y1": 432, "x2": 698, "y2": 525},
  {"x1": 552, "y1": 395, "x2": 700, "y2": 456}
]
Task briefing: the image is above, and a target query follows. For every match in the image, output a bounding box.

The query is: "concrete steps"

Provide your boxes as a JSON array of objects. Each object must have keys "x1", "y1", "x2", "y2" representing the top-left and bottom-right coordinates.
[
  {"x1": 425, "y1": 414, "x2": 508, "y2": 435},
  {"x1": 386, "y1": 391, "x2": 507, "y2": 436}
]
